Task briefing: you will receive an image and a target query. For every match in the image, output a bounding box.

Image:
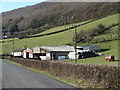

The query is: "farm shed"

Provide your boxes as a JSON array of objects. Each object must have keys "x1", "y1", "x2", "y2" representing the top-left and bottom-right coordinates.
[
  {"x1": 32, "y1": 45, "x2": 74, "y2": 60},
  {"x1": 33, "y1": 47, "x2": 50, "y2": 60},
  {"x1": 12, "y1": 48, "x2": 25, "y2": 57},
  {"x1": 23, "y1": 48, "x2": 33, "y2": 59},
  {"x1": 78, "y1": 45, "x2": 101, "y2": 52},
  {"x1": 68, "y1": 49, "x2": 97, "y2": 59}
]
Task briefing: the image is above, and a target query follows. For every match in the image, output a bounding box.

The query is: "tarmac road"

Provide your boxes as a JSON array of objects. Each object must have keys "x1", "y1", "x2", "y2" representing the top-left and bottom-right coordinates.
[{"x1": 2, "y1": 60, "x2": 75, "y2": 88}]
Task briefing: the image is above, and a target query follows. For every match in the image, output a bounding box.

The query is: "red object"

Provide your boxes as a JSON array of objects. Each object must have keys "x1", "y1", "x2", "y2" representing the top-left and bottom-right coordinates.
[{"x1": 106, "y1": 56, "x2": 115, "y2": 61}]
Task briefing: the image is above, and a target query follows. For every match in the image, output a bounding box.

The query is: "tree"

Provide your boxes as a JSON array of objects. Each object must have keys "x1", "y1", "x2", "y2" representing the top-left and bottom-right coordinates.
[
  {"x1": 97, "y1": 24, "x2": 106, "y2": 34},
  {"x1": 9, "y1": 24, "x2": 19, "y2": 37},
  {"x1": 30, "y1": 19, "x2": 42, "y2": 29},
  {"x1": 2, "y1": 26, "x2": 6, "y2": 38},
  {"x1": 73, "y1": 30, "x2": 85, "y2": 43}
]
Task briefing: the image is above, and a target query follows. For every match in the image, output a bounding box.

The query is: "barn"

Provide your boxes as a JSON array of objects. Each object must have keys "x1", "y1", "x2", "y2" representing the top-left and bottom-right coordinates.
[{"x1": 32, "y1": 45, "x2": 74, "y2": 60}]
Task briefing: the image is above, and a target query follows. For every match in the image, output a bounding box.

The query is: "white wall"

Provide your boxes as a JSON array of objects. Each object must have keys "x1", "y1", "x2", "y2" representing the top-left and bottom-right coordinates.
[
  {"x1": 40, "y1": 53, "x2": 51, "y2": 60},
  {"x1": 12, "y1": 52, "x2": 23, "y2": 57},
  {"x1": 68, "y1": 52, "x2": 79, "y2": 59},
  {"x1": 23, "y1": 51, "x2": 26, "y2": 58},
  {"x1": 23, "y1": 48, "x2": 33, "y2": 59},
  {"x1": 40, "y1": 56, "x2": 46, "y2": 60},
  {"x1": 29, "y1": 53, "x2": 33, "y2": 58}
]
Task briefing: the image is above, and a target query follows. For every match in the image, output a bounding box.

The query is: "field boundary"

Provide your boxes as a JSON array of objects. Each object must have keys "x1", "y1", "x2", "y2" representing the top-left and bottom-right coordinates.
[
  {"x1": 8, "y1": 57, "x2": 120, "y2": 88},
  {"x1": 25, "y1": 18, "x2": 103, "y2": 39}
]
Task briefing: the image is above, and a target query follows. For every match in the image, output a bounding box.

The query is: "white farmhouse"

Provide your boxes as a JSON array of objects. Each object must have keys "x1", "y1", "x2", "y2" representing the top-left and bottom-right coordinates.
[
  {"x1": 12, "y1": 48, "x2": 26, "y2": 57},
  {"x1": 23, "y1": 48, "x2": 33, "y2": 59}
]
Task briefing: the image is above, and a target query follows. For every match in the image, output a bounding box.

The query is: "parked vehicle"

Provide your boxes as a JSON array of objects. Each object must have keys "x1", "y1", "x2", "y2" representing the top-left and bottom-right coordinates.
[{"x1": 106, "y1": 56, "x2": 115, "y2": 62}]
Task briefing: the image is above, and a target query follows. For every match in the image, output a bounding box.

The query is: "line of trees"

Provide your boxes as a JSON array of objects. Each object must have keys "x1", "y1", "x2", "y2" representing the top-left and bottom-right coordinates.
[
  {"x1": 73, "y1": 23, "x2": 119, "y2": 44},
  {"x1": 2, "y1": 24, "x2": 49, "y2": 39}
]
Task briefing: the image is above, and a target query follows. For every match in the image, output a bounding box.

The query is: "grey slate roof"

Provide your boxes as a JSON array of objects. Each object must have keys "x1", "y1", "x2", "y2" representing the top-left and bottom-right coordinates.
[{"x1": 13, "y1": 48, "x2": 26, "y2": 52}]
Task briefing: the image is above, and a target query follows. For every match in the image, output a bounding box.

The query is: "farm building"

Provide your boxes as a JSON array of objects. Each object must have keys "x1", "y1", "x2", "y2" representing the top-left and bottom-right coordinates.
[
  {"x1": 68, "y1": 45, "x2": 100, "y2": 59},
  {"x1": 23, "y1": 48, "x2": 33, "y2": 59},
  {"x1": 78, "y1": 45, "x2": 101, "y2": 52},
  {"x1": 68, "y1": 49, "x2": 98, "y2": 59},
  {"x1": 12, "y1": 48, "x2": 26, "y2": 57},
  {"x1": 32, "y1": 45, "x2": 74, "y2": 60}
]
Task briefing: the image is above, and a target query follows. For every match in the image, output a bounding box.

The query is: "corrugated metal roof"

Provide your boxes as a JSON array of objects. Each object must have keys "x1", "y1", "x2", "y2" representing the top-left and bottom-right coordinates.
[
  {"x1": 36, "y1": 45, "x2": 74, "y2": 52},
  {"x1": 80, "y1": 45, "x2": 100, "y2": 47}
]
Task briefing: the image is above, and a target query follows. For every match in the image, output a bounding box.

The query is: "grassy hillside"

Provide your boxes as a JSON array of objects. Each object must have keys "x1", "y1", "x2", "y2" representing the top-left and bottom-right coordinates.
[
  {"x1": 2, "y1": 2, "x2": 118, "y2": 33},
  {"x1": 2, "y1": 14, "x2": 118, "y2": 53},
  {"x1": 30, "y1": 20, "x2": 92, "y2": 36},
  {"x1": 30, "y1": 14, "x2": 118, "y2": 37},
  {"x1": 1, "y1": 14, "x2": 119, "y2": 66}
]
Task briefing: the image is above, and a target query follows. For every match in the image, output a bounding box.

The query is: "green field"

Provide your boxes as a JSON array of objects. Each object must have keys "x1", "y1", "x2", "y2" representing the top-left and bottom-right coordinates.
[
  {"x1": 60, "y1": 40, "x2": 119, "y2": 66},
  {"x1": 0, "y1": 38, "x2": 18, "y2": 42},
  {"x1": 30, "y1": 14, "x2": 118, "y2": 37},
  {"x1": 1, "y1": 14, "x2": 119, "y2": 66},
  {"x1": 30, "y1": 20, "x2": 92, "y2": 36}
]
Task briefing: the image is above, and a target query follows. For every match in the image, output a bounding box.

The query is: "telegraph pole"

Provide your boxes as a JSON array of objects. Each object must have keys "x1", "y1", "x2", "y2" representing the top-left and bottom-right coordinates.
[
  {"x1": 26, "y1": 41, "x2": 27, "y2": 49},
  {"x1": 12, "y1": 32, "x2": 15, "y2": 57},
  {"x1": 12, "y1": 37, "x2": 14, "y2": 57},
  {"x1": 62, "y1": 16, "x2": 68, "y2": 29},
  {"x1": 74, "y1": 26, "x2": 77, "y2": 63},
  {"x1": 5, "y1": 41, "x2": 8, "y2": 59},
  {"x1": 71, "y1": 16, "x2": 77, "y2": 63}
]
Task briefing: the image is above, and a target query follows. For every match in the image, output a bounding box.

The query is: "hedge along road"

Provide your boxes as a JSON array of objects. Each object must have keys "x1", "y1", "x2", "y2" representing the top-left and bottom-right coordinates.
[{"x1": 2, "y1": 60, "x2": 75, "y2": 88}]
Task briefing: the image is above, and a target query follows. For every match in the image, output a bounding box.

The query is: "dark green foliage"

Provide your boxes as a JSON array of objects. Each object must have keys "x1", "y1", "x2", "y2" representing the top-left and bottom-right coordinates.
[
  {"x1": 73, "y1": 30, "x2": 85, "y2": 43},
  {"x1": 2, "y1": 26, "x2": 6, "y2": 37},
  {"x1": 9, "y1": 24, "x2": 19, "y2": 36},
  {"x1": 97, "y1": 24, "x2": 106, "y2": 34},
  {"x1": 73, "y1": 24, "x2": 108, "y2": 43},
  {"x1": 30, "y1": 19, "x2": 42, "y2": 29}
]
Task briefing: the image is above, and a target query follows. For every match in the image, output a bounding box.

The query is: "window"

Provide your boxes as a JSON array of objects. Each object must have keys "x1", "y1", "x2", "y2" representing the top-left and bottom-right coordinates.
[{"x1": 40, "y1": 53, "x2": 46, "y2": 56}]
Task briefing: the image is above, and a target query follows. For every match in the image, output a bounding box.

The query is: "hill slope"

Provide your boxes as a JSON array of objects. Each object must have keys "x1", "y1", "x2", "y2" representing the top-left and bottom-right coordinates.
[
  {"x1": 2, "y1": 2, "x2": 118, "y2": 33},
  {"x1": 2, "y1": 14, "x2": 118, "y2": 53},
  {"x1": 2, "y1": 13, "x2": 119, "y2": 66}
]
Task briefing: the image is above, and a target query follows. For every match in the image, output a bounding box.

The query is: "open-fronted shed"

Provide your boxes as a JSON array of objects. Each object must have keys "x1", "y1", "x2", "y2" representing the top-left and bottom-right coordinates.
[{"x1": 32, "y1": 45, "x2": 74, "y2": 60}]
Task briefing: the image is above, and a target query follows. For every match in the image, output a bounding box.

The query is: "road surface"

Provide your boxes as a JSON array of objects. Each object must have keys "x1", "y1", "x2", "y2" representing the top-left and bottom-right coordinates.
[{"x1": 2, "y1": 60, "x2": 75, "y2": 88}]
